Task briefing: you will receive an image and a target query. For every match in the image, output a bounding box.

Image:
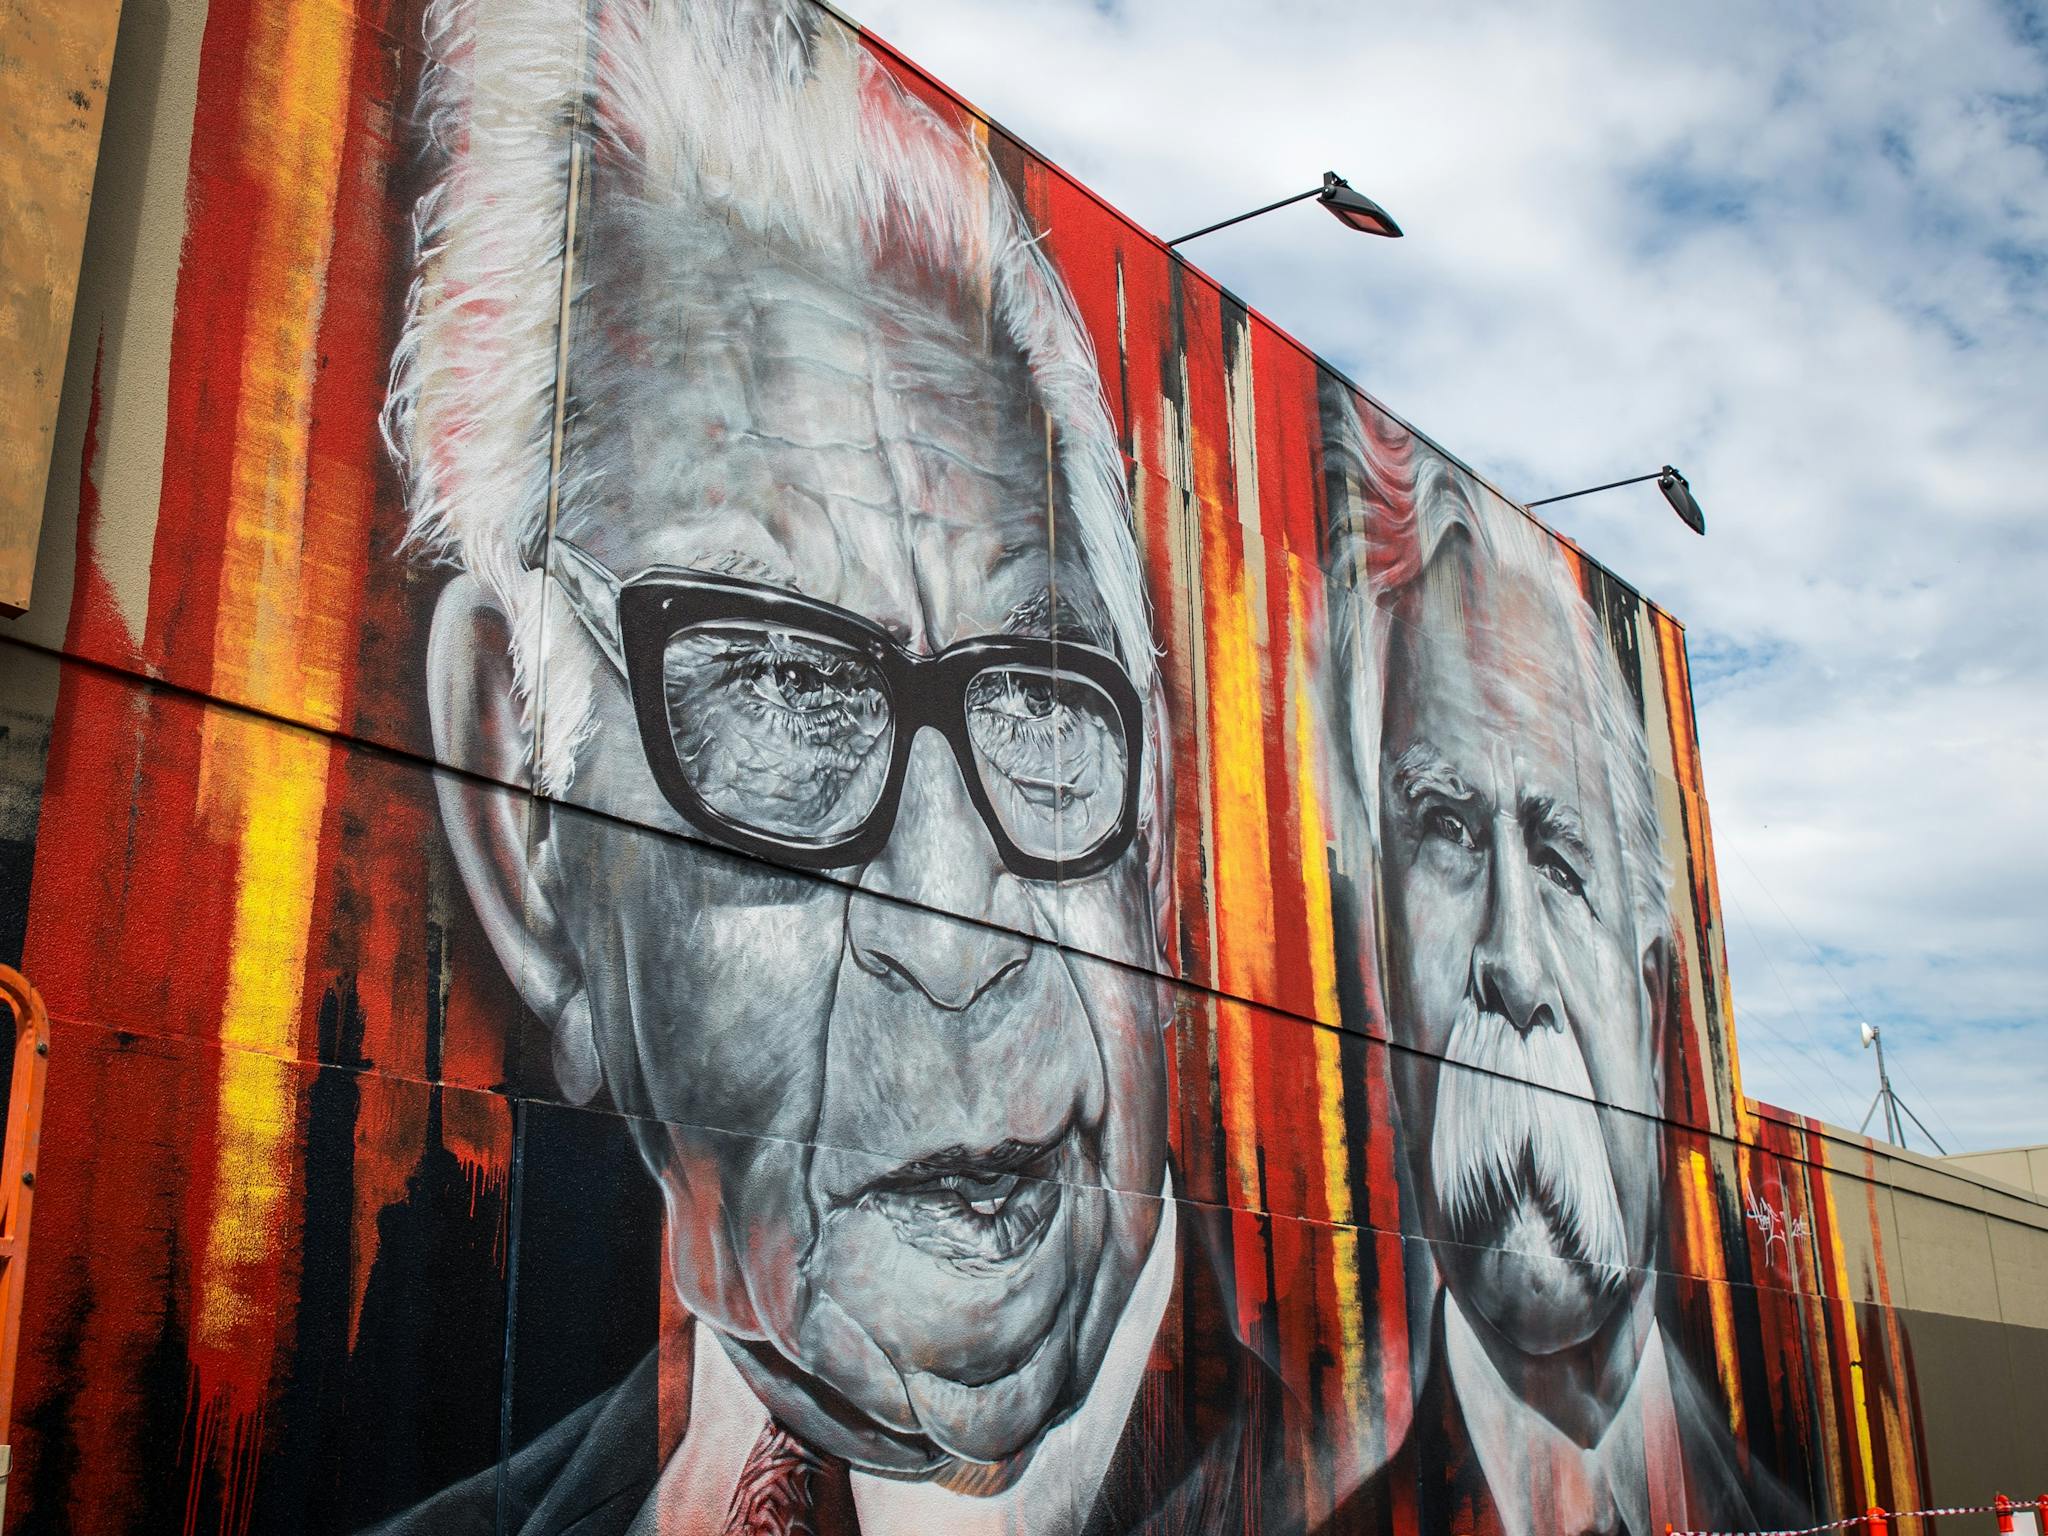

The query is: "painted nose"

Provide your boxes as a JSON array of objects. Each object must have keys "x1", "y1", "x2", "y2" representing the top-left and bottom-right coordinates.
[
  {"x1": 1472, "y1": 842, "x2": 1558, "y2": 1035},
  {"x1": 846, "y1": 729, "x2": 1031, "y2": 1011}
]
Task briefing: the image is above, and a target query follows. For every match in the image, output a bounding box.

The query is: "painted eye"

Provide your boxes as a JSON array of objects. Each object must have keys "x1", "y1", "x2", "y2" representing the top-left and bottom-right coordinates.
[
  {"x1": 1535, "y1": 849, "x2": 1586, "y2": 898},
  {"x1": 1424, "y1": 807, "x2": 1477, "y2": 850},
  {"x1": 976, "y1": 672, "x2": 1058, "y2": 722},
  {"x1": 966, "y1": 666, "x2": 1131, "y2": 863},
  {"x1": 661, "y1": 625, "x2": 894, "y2": 842},
  {"x1": 746, "y1": 646, "x2": 881, "y2": 716}
]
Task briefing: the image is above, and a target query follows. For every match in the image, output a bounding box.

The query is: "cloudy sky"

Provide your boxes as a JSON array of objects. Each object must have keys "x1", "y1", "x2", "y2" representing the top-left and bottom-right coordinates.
[{"x1": 848, "y1": 0, "x2": 2048, "y2": 1151}]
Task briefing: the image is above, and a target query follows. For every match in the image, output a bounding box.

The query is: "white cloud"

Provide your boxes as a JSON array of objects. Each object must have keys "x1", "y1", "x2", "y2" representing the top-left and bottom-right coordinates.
[{"x1": 848, "y1": 0, "x2": 2048, "y2": 1149}]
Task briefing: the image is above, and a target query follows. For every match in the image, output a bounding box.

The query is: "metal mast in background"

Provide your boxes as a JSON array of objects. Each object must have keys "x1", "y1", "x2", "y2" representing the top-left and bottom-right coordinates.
[{"x1": 1859, "y1": 1022, "x2": 1947, "y2": 1154}]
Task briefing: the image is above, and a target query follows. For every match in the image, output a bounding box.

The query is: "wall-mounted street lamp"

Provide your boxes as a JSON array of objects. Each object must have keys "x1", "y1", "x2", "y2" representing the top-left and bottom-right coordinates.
[
  {"x1": 1526, "y1": 465, "x2": 1707, "y2": 536},
  {"x1": 1167, "y1": 171, "x2": 1402, "y2": 248}
]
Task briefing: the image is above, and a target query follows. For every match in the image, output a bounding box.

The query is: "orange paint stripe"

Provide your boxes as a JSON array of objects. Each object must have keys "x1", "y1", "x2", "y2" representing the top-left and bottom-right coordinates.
[
  {"x1": 1286, "y1": 572, "x2": 1341, "y2": 1032},
  {"x1": 1204, "y1": 519, "x2": 1279, "y2": 1005},
  {"x1": 1657, "y1": 618, "x2": 1745, "y2": 1125},
  {"x1": 206, "y1": 0, "x2": 356, "y2": 728},
  {"x1": 1683, "y1": 1146, "x2": 1744, "y2": 1439},
  {"x1": 190, "y1": 0, "x2": 358, "y2": 1453}
]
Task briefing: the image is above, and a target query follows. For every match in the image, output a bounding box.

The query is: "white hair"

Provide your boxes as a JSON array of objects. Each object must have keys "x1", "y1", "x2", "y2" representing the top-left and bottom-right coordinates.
[
  {"x1": 387, "y1": 0, "x2": 1158, "y2": 803},
  {"x1": 1320, "y1": 380, "x2": 1674, "y2": 953}
]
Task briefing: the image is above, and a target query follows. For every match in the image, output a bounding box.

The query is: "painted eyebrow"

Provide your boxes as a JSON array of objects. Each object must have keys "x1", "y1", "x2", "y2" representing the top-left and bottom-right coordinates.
[
  {"x1": 1522, "y1": 793, "x2": 1594, "y2": 864},
  {"x1": 703, "y1": 548, "x2": 801, "y2": 589},
  {"x1": 1389, "y1": 742, "x2": 1480, "y2": 808},
  {"x1": 1002, "y1": 587, "x2": 1114, "y2": 648}
]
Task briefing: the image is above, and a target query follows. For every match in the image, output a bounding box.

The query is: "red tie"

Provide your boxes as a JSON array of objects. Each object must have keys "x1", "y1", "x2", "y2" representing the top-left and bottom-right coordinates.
[{"x1": 720, "y1": 1421, "x2": 858, "y2": 1536}]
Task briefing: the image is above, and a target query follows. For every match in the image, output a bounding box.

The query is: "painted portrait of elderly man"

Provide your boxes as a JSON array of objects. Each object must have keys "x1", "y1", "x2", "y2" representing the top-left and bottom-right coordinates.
[
  {"x1": 375, "y1": 0, "x2": 1299, "y2": 1531},
  {"x1": 1319, "y1": 383, "x2": 1808, "y2": 1536}
]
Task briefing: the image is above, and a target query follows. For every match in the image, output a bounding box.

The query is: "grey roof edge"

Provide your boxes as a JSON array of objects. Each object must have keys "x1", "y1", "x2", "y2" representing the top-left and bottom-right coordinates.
[{"x1": 1751, "y1": 1096, "x2": 2048, "y2": 1223}]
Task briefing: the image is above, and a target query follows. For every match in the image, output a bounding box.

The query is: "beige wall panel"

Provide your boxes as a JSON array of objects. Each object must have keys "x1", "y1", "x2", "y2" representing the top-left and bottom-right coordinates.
[
  {"x1": 13, "y1": 0, "x2": 205, "y2": 653},
  {"x1": 1893, "y1": 1190, "x2": 2002, "y2": 1323},
  {"x1": 0, "y1": 0, "x2": 123, "y2": 616},
  {"x1": 1824, "y1": 1160, "x2": 1905, "y2": 1308},
  {"x1": 1942, "y1": 1145, "x2": 2048, "y2": 1199},
  {"x1": 1891, "y1": 1148, "x2": 2048, "y2": 1227},
  {"x1": 1986, "y1": 1216, "x2": 2048, "y2": 1330},
  {"x1": 1949, "y1": 1149, "x2": 2035, "y2": 1192}
]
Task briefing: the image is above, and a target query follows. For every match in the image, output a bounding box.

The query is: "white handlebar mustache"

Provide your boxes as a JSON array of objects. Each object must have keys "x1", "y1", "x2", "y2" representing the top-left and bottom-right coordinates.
[{"x1": 1429, "y1": 997, "x2": 1632, "y2": 1277}]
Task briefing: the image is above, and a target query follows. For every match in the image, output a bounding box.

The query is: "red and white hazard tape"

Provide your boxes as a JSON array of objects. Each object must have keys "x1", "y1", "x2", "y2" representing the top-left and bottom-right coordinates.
[{"x1": 1670, "y1": 1500, "x2": 2048, "y2": 1536}]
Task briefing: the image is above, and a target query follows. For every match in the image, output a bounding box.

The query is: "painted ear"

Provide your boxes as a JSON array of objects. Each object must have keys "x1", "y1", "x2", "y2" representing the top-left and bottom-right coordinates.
[{"x1": 425, "y1": 575, "x2": 600, "y2": 1102}]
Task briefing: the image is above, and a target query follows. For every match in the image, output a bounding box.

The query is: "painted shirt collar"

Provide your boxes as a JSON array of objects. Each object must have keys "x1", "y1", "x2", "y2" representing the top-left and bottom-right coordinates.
[{"x1": 1443, "y1": 1291, "x2": 1687, "y2": 1536}]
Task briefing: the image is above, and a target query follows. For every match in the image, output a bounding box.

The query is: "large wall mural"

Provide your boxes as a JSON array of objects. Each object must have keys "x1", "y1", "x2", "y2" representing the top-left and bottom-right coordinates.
[
  {"x1": 2, "y1": 0, "x2": 2043, "y2": 1533},
  {"x1": 1321, "y1": 397, "x2": 1809, "y2": 1532}
]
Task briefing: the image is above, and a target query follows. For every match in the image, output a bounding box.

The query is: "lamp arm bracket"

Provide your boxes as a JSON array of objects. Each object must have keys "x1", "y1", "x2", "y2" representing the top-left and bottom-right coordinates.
[
  {"x1": 1166, "y1": 185, "x2": 1325, "y2": 248},
  {"x1": 1525, "y1": 469, "x2": 1671, "y2": 509}
]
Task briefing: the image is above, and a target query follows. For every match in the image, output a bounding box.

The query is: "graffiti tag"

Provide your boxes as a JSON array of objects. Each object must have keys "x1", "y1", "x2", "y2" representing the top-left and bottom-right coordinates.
[{"x1": 1743, "y1": 1183, "x2": 1811, "y2": 1265}]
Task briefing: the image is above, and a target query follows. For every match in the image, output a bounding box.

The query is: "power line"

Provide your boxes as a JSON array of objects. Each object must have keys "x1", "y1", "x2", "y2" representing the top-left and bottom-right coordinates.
[
  {"x1": 1729, "y1": 1004, "x2": 1858, "y2": 1125},
  {"x1": 1721, "y1": 880, "x2": 1866, "y2": 1124},
  {"x1": 1725, "y1": 844, "x2": 1965, "y2": 1152},
  {"x1": 1733, "y1": 1001, "x2": 1854, "y2": 1123}
]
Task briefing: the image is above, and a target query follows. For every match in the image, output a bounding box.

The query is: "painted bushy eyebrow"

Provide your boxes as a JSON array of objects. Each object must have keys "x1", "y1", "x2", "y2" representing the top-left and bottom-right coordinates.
[
  {"x1": 1523, "y1": 793, "x2": 1594, "y2": 865},
  {"x1": 1389, "y1": 742, "x2": 1480, "y2": 808},
  {"x1": 1002, "y1": 587, "x2": 1114, "y2": 649},
  {"x1": 704, "y1": 548, "x2": 801, "y2": 590}
]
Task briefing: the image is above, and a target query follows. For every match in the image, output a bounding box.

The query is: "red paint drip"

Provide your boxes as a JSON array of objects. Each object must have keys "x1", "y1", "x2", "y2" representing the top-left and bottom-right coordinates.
[{"x1": 64, "y1": 333, "x2": 139, "y2": 663}]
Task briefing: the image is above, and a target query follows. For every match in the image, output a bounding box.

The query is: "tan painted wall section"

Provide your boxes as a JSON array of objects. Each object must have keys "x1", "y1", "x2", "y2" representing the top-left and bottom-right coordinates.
[{"x1": 0, "y1": 0, "x2": 124, "y2": 616}]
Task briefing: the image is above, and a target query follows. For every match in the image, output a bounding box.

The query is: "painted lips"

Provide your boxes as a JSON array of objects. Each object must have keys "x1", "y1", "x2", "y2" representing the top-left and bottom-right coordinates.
[{"x1": 856, "y1": 1138, "x2": 1065, "y2": 1270}]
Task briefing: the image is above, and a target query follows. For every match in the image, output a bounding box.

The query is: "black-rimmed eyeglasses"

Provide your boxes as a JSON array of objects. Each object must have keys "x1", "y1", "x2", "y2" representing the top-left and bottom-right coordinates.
[{"x1": 546, "y1": 538, "x2": 1144, "y2": 881}]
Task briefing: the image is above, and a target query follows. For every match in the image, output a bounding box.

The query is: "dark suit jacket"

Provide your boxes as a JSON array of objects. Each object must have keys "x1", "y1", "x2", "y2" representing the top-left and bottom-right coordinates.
[
  {"x1": 370, "y1": 1201, "x2": 1302, "y2": 1536},
  {"x1": 1333, "y1": 1296, "x2": 1809, "y2": 1536}
]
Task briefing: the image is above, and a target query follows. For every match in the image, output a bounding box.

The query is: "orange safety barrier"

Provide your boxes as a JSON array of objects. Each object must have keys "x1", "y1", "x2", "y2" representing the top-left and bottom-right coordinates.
[
  {"x1": 1670, "y1": 1498, "x2": 2048, "y2": 1536},
  {"x1": 0, "y1": 965, "x2": 51, "y2": 1524}
]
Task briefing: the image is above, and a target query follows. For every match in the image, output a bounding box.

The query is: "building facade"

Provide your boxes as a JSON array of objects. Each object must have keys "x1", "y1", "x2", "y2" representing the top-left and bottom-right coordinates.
[{"x1": 1, "y1": 0, "x2": 2044, "y2": 1532}]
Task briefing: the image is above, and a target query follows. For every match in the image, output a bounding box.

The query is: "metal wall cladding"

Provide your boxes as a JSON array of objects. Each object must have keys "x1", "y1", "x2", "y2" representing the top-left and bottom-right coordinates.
[{"x1": 1, "y1": 0, "x2": 2040, "y2": 1531}]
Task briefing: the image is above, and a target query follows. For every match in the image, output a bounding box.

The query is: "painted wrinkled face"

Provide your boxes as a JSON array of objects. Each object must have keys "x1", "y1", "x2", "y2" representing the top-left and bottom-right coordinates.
[
  {"x1": 539, "y1": 212, "x2": 1167, "y2": 1474},
  {"x1": 1377, "y1": 549, "x2": 1661, "y2": 1356}
]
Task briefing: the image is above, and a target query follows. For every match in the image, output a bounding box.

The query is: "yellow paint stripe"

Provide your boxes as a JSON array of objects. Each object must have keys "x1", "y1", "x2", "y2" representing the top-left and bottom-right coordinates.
[
  {"x1": 1204, "y1": 523, "x2": 1273, "y2": 1215},
  {"x1": 1286, "y1": 573, "x2": 1341, "y2": 1029},
  {"x1": 1820, "y1": 1142, "x2": 1882, "y2": 1508},
  {"x1": 1289, "y1": 568, "x2": 1363, "y2": 1424},
  {"x1": 194, "y1": 1045, "x2": 300, "y2": 1349},
  {"x1": 1314, "y1": 1034, "x2": 1363, "y2": 1416},
  {"x1": 193, "y1": 0, "x2": 356, "y2": 1364},
  {"x1": 1684, "y1": 1147, "x2": 1744, "y2": 1438},
  {"x1": 1205, "y1": 523, "x2": 1277, "y2": 1004},
  {"x1": 214, "y1": 723, "x2": 331, "y2": 1059}
]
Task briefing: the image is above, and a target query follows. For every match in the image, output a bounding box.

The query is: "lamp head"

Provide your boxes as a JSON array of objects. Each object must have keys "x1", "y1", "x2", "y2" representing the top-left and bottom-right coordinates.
[
  {"x1": 1658, "y1": 465, "x2": 1706, "y2": 535},
  {"x1": 1319, "y1": 172, "x2": 1403, "y2": 239}
]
